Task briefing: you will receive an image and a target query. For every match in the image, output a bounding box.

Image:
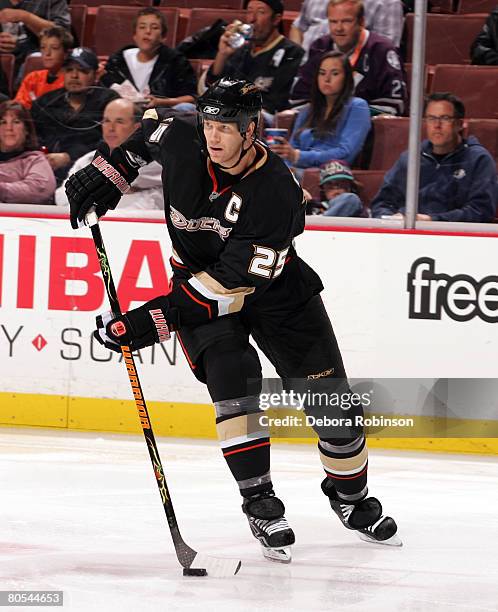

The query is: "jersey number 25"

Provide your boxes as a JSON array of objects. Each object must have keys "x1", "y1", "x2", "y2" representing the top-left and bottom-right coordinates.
[{"x1": 249, "y1": 245, "x2": 289, "y2": 279}]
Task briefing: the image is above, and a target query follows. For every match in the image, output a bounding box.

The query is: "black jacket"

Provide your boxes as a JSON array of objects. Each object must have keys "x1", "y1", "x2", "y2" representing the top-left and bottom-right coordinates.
[
  {"x1": 206, "y1": 35, "x2": 304, "y2": 114},
  {"x1": 100, "y1": 44, "x2": 197, "y2": 99},
  {"x1": 31, "y1": 86, "x2": 118, "y2": 182},
  {"x1": 471, "y1": 9, "x2": 498, "y2": 66}
]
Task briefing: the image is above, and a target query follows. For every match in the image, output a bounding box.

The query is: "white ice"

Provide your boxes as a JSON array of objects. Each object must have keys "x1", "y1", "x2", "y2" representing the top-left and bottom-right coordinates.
[{"x1": 1, "y1": 428, "x2": 497, "y2": 612}]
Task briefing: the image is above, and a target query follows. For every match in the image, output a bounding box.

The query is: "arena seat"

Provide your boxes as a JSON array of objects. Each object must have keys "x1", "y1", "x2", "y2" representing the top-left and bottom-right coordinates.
[
  {"x1": 0, "y1": 54, "x2": 14, "y2": 97},
  {"x1": 22, "y1": 55, "x2": 44, "y2": 77},
  {"x1": 429, "y1": 0, "x2": 454, "y2": 13},
  {"x1": 466, "y1": 119, "x2": 498, "y2": 161},
  {"x1": 430, "y1": 64, "x2": 498, "y2": 118},
  {"x1": 161, "y1": 0, "x2": 243, "y2": 7},
  {"x1": 457, "y1": 0, "x2": 497, "y2": 14},
  {"x1": 94, "y1": 6, "x2": 179, "y2": 56},
  {"x1": 274, "y1": 109, "x2": 298, "y2": 135},
  {"x1": 354, "y1": 171, "x2": 386, "y2": 208},
  {"x1": 69, "y1": 5, "x2": 88, "y2": 48},
  {"x1": 405, "y1": 14, "x2": 486, "y2": 64},
  {"x1": 75, "y1": 0, "x2": 152, "y2": 5},
  {"x1": 367, "y1": 117, "x2": 410, "y2": 171},
  {"x1": 184, "y1": 8, "x2": 248, "y2": 38},
  {"x1": 302, "y1": 168, "x2": 320, "y2": 200}
]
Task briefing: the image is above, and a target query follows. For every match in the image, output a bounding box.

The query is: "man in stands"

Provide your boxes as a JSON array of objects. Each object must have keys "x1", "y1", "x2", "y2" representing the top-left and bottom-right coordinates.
[
  {"x1": 291, "y1": 0, "x2": 407, "y2": 116},
  {"x1": 56, "y1": 98, "x2": 164, "y2": 210},
  {"x1": 371, "y1": 93, "x2": 497, "y2": 222},
  {"x1": 31, "y1": 47, "x2": 118, "y2": 184},
  {"x1": 290, "y1": 0, "x2": 404, "y2": 61},
  {"x1": 471, "y1": 8, "x2": 498, "y2": 66},
  {"x1": 204, "y1": 0, "x2": 304, "y2": 124},
  {"x1": 100, "y1": 7, "x2": 197, "y2": 110}
]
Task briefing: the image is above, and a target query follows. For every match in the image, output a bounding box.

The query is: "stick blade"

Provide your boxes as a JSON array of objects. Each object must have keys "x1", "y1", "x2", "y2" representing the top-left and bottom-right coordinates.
[{"x1": 190, "y1": 552, "x2": 242, "y2": 578}]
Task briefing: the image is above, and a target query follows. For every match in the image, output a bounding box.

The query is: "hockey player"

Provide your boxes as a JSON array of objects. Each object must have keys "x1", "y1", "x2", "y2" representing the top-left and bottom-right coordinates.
[{"x1": 65, "y1": 78, "x2": 400, "y2": 563}]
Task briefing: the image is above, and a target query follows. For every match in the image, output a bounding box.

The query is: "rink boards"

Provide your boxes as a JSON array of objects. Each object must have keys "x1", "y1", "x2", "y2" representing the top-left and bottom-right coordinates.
[{"x1": 1, "y1": 209, "x2": 497, "y2": 454}]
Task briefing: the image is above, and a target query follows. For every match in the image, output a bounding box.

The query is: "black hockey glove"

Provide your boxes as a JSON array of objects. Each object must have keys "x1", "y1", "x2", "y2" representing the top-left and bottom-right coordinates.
[
  {"x1": 94, "y1": 299, "x2": 177, "y2": 353},
  {"x1": 66, "y1": 143, "x2": 139, "y2": 230}
]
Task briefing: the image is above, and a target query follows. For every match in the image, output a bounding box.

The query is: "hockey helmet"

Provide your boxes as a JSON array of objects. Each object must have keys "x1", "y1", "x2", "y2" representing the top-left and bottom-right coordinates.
[{"x1": 197, "y1": 78, "x2": 262, "y2": 136}]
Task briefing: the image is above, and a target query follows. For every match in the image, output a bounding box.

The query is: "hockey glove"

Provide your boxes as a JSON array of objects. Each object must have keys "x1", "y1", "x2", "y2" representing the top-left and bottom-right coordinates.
[
  {"x1": 94, "y1": 299, "x2": 176, "y2": 353},
  {"x1": 66, "y1": 143, "x2": 139, "y2": 229}
]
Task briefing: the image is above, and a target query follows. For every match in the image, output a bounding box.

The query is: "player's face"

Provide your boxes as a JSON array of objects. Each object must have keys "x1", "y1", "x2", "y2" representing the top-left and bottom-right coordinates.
[
  {"x1": 102, "y1": 102, "x2": 139, "y2": 151},
  {"x1": 328, "y1": 2, "x2": 364, "y2": 52},
  {"x1": 0, "y1": 110, "x2": 27, "y2": 153},
  {"x1": 64, "y1": 63, "x2": 96, "y2": 93},
  {"x1": 425, "y1": 100, "x2": 462, "y2": 155},
  {"x1": 133, "y1": 15, "x2": 164, "y2": 54},
  {"x1": 246, "y1": 0, "x2": 280, "y2": 44},
  {"x1": 204, "y1": 120, "x2": 247, "y2": 166},
  {"x1": 40, "y1": 36, "x2": 66, "y2": 72},
  {"x1": 317, "y1": 57, "x2": 345, "y2": 98}
]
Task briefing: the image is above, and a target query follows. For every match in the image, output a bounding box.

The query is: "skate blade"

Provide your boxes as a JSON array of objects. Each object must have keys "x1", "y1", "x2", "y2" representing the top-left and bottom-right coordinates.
[
  {"x1": 357, "y1": 531, "x2": 403, "y2": 547},
  {"x1": 261, "y1": 546, "x2": 292, "y2": 563}
]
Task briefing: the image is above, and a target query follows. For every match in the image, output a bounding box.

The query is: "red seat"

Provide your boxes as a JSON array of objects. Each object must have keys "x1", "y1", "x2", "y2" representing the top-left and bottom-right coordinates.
[
  {"x1": 457, "y1": 0, "x2": 498, "y2": 14},
  {"x1": 94, "y1": 6, "x2": 179, "y2": 56},
  {"x1": 354, "y1": 171, "x2": 386, "y2": 208},
  {"x1": 189, "y1": 58, "x2": 213, "y2": 78},
  {"x1": 466, "y1": 119, "x2": 498, "y2": 161},
  {"x1": 185, "y1": 8, "x2": 248, "y2": 38},
  {"x1": 75, "y1": 0, "x2": 152, "y2": 5},
  {"x1": 0, "y1": 54, "x2": 14, "y2": 97},
  {"x1": 302, "y1": 168, "x2": 320, "y2": 200},
  {"x1": 22, "y1": 55, "x2": 44, "y2": 77},
  {"x1": 428, "y1": 0, "x2": 454, "y2": 13},
  {"x1": 161, "y1": 0, "x2": 243, "y2": 7},
  {"x1": 405, "y1": 14, "x2": 486, "y2": 64},
  {"x1": 69, "y1": 5, "x2": 88, "y2": 47},
  {"x1": 430, "y1": 64, "x2": 498, "y2": 119},
  {"x1": 274, "y1": 109, "x2": 298, "y2": 135},
  {"x1": 367, "y1": 117, "x2": 410, "y2": 170}
]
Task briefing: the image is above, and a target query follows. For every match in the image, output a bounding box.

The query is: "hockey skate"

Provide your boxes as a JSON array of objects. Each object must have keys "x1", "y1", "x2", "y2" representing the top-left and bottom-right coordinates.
[
  {"x1": 242, "y1": 490, "x2": 295, "y2": 563},
  {"x1": 321, "y1": 478, "x2": 402, "y2": 546}
]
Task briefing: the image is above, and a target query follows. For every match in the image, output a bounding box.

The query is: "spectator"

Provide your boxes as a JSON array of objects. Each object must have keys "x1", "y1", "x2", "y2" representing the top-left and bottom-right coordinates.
[
  {"x1": 308, "y1": 159, "x2": 364, "y2": 216},
  {"x1": 290, "y1": 0, "x2": 403, "y2": 61},
  {"x1": 100, "y1": 8, "x2": 197, "y2": 110},
  {"x1": 269, "y1": 51, "x2": 370, "y2": 173},
  {"x1": 0, "y1": 0, "x2": 70, "y2": 70},
  {"x1": 371, "y1": 93, "x2": 498, "y2": 222},
  {"x1": 31, "y1": 47, "x2": 118, "y2": 184},
  {"x1": 471, "y1": 8, "x2": 498, "y2": 66},
  {"x1": 0, "y1": 100, "x2": 55, "y2": 204},
  {"x1": 15, "y1": 25, "x2": 73, "y2": 110},
  {"x1": 204, "y1": 0, "x2": 304, "y2": 124},
  {"x1": 291, "y1": 0, "x2": 407, "y2": 116},
  {"x1": 56, "y1": 98, "x2": 164, "y2": 209}
]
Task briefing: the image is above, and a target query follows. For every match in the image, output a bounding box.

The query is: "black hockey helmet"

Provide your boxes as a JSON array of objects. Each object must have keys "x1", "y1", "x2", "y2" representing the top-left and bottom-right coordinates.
[{"x1": 197, "y1": 78, "x2": 262, "y2": 136}]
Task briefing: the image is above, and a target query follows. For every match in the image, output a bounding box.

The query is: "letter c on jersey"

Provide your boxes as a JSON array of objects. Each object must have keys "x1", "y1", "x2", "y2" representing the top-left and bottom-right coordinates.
[{"x1": 225, "y1": 194, "x2": 243, "y2": 223}]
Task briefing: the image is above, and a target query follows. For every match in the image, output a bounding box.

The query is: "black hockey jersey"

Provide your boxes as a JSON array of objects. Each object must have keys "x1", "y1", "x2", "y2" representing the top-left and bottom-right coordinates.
[{"x1": 114, "y1": 110, "x2": 323, "y2": 329}]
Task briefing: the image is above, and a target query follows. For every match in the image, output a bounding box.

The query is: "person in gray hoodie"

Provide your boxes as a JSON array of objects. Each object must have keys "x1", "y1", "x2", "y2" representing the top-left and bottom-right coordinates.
[{"x1": 371, "y1": 92, "x2": 497, "y2": 222}]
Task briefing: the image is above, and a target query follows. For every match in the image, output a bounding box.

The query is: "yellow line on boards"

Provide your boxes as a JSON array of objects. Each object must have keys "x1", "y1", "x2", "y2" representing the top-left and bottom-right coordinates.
[{"x1": 0, "y1": 392, "x2": 497, "y2": 455}]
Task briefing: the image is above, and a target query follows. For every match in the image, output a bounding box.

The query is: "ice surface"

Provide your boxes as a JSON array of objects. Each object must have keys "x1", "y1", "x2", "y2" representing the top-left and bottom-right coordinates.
[{"x1": 1, "y1": 428, "x2": 497, "y2": 612}]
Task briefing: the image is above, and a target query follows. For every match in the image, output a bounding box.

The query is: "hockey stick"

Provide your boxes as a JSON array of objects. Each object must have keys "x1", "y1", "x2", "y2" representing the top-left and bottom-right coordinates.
[{"x1": 84, "y1": 211, "x2": 241, "y2": 578}]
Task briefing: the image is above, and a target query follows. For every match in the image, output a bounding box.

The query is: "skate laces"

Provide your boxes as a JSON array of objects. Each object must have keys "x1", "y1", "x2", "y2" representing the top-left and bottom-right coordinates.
[{"x1": 252, "y1": 517, "x2": 290, "y2": 536}]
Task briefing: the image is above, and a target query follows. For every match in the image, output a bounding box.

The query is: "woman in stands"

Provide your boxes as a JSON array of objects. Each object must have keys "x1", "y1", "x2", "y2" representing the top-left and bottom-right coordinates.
[
  {"x1": 14, "y1": 26, "x2": 73, "y2": 110},
  {"x1": 0, "y1": 101, "x2": 56, "y2": 203},
  {"x1": 269, "y1": 51, "x2": 371, "y2": 177}
]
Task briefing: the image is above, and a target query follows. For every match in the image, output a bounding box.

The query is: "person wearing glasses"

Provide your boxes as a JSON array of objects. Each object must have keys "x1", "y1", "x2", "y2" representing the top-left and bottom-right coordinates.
[{"x1": 371, "y1": 92, "x2": 497, "y2": 222}]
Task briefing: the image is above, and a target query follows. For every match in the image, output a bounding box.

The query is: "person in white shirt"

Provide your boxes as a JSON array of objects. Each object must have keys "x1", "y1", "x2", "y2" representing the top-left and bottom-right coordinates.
[{"x1": 56, "y1": 98, "x2": 164, "y2": 209}]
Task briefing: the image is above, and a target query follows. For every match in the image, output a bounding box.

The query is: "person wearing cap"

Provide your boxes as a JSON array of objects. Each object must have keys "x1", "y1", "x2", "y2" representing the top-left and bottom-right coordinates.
[
  {"x1": 317, "y1": 159, "x2": 363, "y2": 216},
  {"x1": 203, "y1": 0, "x2": 304, "y2": 124},
  {"x1": 31, "y1": 46, "x2": 119, "y2": 184}
]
